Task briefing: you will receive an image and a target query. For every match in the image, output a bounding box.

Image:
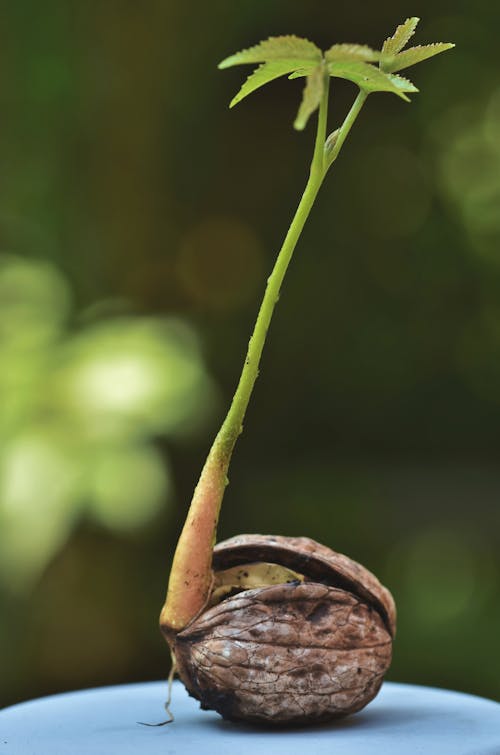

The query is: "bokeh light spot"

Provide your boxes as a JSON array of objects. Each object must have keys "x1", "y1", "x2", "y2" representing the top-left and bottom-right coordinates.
[
  {"x1": 89, "y1": 444, "x2": 170, "y2": 531},
  {"x1": 57, "y1": 317, "x2": 217, "y2": 439},
  {"x1": 437, "y1": 92, "x2": 500, "y2": 263},
  {"x1": 390, "y1": 528, "x2": 487, "y2": 626},
  {"x1": 0, "y1": 255, "x2": 217, "y2": 588},
  {"x1": 0, "y1": 254, "x2": 70, "y2": 347}
]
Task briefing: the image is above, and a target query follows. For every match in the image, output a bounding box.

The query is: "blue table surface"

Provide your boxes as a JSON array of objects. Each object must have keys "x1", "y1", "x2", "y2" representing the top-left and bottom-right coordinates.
[{"x1": 1, "y1": 680, "x2": 499, "y2": 755}]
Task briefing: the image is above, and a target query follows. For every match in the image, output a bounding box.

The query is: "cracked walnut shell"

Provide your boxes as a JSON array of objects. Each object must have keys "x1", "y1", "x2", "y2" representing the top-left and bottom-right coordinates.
[{"x1": 169, "y1": 534, "x2": 396, "y2": 725}]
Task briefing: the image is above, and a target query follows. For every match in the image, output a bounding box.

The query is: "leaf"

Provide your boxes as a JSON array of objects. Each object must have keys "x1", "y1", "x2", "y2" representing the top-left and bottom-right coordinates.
[
  {"x1": 229, "y1": 60, "x2": 305, "y2": 108},
  {"x1": 294, "y1": 64, "x2": 325, "y2": 131},
  {"x1": 328, "y1": 60, "x2": 417, "y2": 101},
  {"x1": 218, "y1": 35, "x2": 321, "y2": 69},
  {"x1": 325, "y1": 44, "x2": 380, "y2": 63},
  {"x1": 382, "y1": 17, "x2": 420, "y2": 57},
  {"x1": 288, "y1": 68, "x2": 312, "y2": 79},
  {"x1": 387, "y1": 73, "x2": 419, "y2": 95},
  {"x1": 383, "y1": 43, "x2": 455, "y2": 73}
]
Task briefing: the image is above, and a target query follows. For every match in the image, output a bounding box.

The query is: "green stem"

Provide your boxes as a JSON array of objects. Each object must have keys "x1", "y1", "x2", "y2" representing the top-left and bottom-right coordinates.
[
  {"x1": 326, "y1": 89, "x2": 368, "y2": 168},
  {"x1": 312, "y1": 70, "x2": 330, "y2": 176},
  {"x1": 160, "y1": 77, "x2": 369, "y2": 635},
  {"x1": 219, "y1": 74, "x2": 330, "y2": 452}
]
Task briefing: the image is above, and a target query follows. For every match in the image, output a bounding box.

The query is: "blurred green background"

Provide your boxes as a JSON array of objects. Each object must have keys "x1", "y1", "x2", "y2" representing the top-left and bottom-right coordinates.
[{"x1": 1, "y1": 0, "x2": 499, "y2": 708}]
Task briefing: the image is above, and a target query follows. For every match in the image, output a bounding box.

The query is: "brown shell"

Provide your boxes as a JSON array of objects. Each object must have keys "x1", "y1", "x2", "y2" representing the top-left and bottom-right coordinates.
[
  {"x1": 172, "y1": 534, "x2": 396, "y2": 725},
  {"x1": 213, "y1": 534, "x2": 396, "y2": 637}
]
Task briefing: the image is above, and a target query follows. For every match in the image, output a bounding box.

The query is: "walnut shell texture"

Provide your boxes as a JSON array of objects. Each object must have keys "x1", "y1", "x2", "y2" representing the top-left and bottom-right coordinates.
[{"x1": 171, "y1": 534, "x2": 396, "y2": 725}]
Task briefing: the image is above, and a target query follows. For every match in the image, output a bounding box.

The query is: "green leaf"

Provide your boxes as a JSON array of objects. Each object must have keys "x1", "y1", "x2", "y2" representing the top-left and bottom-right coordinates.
[
  {"x1": 387, "y1": 73, "x2": 419, "y2": 96},
  {"x1": 383, "y1": 43, "x2": 455, "y2": 73},
  {"x1": 382, "y1": 17, "x2": 420, "y2": 57},
  {"x1": 288, "y1": 69, "x2": 312, "y2": 79},
  {"x1": 328, "y1": 60, "x2": 417, "y2": 101},
  {"x1": 218, "y1": 35, "x2": 321, "y2": 69},
  {"x1": 294, "y1": 65, "x2": 324, "y2": 131},
  {"x1": 228, "y1": 60, "x2": 305, "y2": 108},
  {"x1": 325, "y1": 44, "x2": 380, "y2": 63}
]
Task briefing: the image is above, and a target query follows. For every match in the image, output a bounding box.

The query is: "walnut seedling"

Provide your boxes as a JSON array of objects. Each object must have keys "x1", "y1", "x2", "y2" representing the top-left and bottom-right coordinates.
[{"x1": 159, "y1": 18, "x2": 453, "y2": 725}]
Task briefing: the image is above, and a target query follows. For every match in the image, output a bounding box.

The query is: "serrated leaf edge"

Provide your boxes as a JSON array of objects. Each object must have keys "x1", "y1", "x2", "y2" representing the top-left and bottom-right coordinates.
[
  {"x1": 324, "y1": 43, "x2": 380, "y2": 63},
  {"x1": 229, "y1": 60, "x2": 305, "y2": 108},
  {"x1": 387, "y1": 73, "x2": 419, "y2": 93},
  {"x1": 383, "y1": 42, "x2": 456, "y2": 73},
  {"x1": 219, "y1": 35, "x2": 322, "y2": 69},
  {"x1": 382, "y1": 17, "x2": 420, "y2": 57}
]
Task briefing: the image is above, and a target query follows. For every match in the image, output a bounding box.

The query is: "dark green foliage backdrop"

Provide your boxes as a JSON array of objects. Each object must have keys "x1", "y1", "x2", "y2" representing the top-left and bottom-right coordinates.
[{"x1": 1, "y1": 1, "x2": 500, "y2": 707}]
